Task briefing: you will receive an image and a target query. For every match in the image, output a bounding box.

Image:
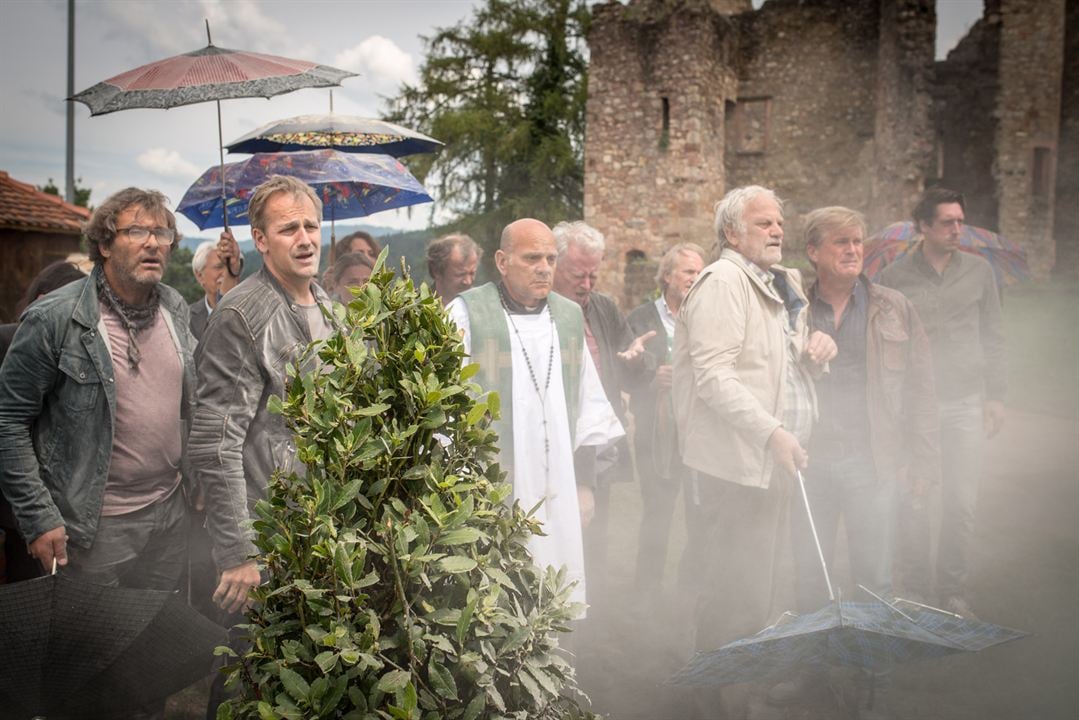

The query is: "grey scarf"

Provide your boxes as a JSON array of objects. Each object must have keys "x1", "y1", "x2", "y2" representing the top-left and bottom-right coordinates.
[{"x1": 95, "y1": 269, "x2": 160, "y2": 371}]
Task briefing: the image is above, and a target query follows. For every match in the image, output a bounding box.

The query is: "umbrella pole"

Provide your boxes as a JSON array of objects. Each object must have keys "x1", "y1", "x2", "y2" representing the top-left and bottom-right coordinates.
[
  {"x1": 217, "y1": 99, "x2": 228, "y2": 233},
  {"x1": 330, "y1": 201, "x2": 336, "y2": 257},
  {"x1": 797, "y1": 470, "x2": 835, "y2": 601}
]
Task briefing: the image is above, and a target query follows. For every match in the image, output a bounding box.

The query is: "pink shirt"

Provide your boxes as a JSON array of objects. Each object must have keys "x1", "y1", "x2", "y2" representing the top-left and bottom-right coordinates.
[{"x1": 100, "y1": 303, "x2": 183, "y2": 516}]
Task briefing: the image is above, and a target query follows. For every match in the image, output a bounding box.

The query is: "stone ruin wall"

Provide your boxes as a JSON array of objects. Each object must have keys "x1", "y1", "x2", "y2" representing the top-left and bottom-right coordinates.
[
  {"x1": 585, "y1": 1, "x2": 736, "y2": 309},
  {"x1": 724, "y1": 0, "x2": 883, "y2": 256},
  {"x1": 871, "y1": 0, "x2": 937, "y2": 231},
  {"x1": 934, "y1": 11, "x2": 1002, "y2": 232},
  {"x1": 994, "y1": 0, "x2": 1066, "y2": 279},
  {"x1": 587, "y1": 0, "x2": 937, "y2": 308},
  {"x1": 585, "y1": 0, "x2": 1070, "y2": 298},
  {"x1": 1053, "y1": 0, "x2": 1079, "y2": 277}
]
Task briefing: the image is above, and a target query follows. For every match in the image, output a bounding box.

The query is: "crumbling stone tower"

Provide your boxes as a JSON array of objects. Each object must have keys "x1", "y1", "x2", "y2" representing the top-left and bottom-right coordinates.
[
  {"x1": 586, "y1": 0, "x2": 936, "y2": 307},
  {"x1": 936, "y1": 0, "x2": 1069, "y2": 279},
  {"x1": 586, "y1": 0, "x2": 1071, "y2": 305}
]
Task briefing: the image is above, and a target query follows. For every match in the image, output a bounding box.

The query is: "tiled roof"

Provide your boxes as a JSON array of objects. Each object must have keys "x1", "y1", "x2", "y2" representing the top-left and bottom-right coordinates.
[{"x1": 0, "y1": 171, "x2": 90, "y2": 235}]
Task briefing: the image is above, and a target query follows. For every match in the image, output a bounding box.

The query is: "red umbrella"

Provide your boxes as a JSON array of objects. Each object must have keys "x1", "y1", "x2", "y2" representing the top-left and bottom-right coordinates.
[{"x1": 70, "y1": 21, "x2": 357, "y2": 229}]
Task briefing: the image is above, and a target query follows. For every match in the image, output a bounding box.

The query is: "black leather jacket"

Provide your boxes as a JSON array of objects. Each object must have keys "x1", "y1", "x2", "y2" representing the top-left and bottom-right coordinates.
[{"x1": 189, "y1": 267, "x2": 334, "y2": 570}]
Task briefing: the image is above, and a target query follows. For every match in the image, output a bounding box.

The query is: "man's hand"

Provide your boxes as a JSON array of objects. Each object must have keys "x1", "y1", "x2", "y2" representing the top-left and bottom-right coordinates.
[
  {"x1": 984, "y1": 399, "x2": 1006, "y2": 438},
  {"x1": 217, "y1": 229, "x2": 243, "y2": 287},
  {"x1": 213, "y1": 560, "x2": 261, "y2": 614},
  {"x1": 654, "y1": 364, "x2": 673, "y2": 390},
  {"x1": 577, "y1": 485, "x2": 596, "y2": 528},
  {"x1": 767, "y1": 427, "x2": 808, "y2": 477},
  {"x1": 29, "y1": 526, "x2": 68, "y2": 572},
  {"x1": 617, "y1": 330, "x2": 657, "y2": 363},
  {"x1": 804, "y1": 330, "x2": 838, "y2": 367}
]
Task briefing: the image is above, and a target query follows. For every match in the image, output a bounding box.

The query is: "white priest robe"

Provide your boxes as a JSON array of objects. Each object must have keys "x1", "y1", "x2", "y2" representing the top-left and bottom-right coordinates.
[{"x1": 447, "y1": 298, "x2": 624, "y2": 610}]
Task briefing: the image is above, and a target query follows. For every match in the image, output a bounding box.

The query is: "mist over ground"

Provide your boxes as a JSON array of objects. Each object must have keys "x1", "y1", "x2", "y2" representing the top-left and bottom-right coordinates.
[{"x1": 573, "y1": 280, "x2": 1079, "y2": 720}]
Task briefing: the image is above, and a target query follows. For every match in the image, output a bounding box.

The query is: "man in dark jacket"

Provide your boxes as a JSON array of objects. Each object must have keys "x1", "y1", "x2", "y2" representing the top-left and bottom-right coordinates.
[
  {"x1": 771, "y1": 207, "x2": 939, "y2": 717},
  {"x1": 551, "y1": 221, "x2": 653, "y2": 604},
  {"x1": 0, "y1": 189, "x2": 196, "y2": 720},
  {"x1": 0, "y1": 187, "x2": 195, "y2": 589},
  {"x1": 626, "y1": 242, "x2": 705, "y2": 599},
  {"x1": 879, "y1": 188, "x2": 1006, "y2": 619},
  {"x1": 188, "y1": 234, "x2": 242, "y2": 342}
]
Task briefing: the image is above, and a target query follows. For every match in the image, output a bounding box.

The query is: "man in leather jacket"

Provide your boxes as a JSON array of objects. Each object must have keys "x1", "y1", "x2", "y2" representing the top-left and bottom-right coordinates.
[{"x1": 189, "y1": 176, "x2": 335, "y2": 615}]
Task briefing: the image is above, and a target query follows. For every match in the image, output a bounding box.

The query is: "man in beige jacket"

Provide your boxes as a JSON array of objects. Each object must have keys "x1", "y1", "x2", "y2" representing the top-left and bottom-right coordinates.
[{"x1": 672, "y1": 185, "x2": 836, "y2": 713}]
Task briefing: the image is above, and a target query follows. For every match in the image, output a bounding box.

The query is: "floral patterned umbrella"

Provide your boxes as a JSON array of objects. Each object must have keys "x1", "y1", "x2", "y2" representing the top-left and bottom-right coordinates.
[
  {"x1": 177, "y1": 149, "x2": 432, "y2": 231},
  {"x1": 227, "y1": 114, "x2": 443, "y2": 158}
]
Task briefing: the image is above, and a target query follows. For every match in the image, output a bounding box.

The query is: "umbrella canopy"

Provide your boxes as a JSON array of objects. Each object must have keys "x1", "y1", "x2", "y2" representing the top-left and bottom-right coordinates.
[
  {"x1": 667, "y1": 600, "x2": 1025, "y2": 687},
  {"x1": 69, "y1": 23, "x2": 357, "y2": 232},
  {"x1": 0, "y1": 573, "x2": 227, "y2": 718},
  {"x1": 864, "y1": 221, "x2": 1030, "y2": 287},
  {"x1": 227, "y1": 114, "x2": 443, "y2": 158},
  {"x1": 69, "y1": 45, "x2": 356, "y2": 116},
  {"x1": 177, "y1": 149, "x2": 433, "y2": 230}
]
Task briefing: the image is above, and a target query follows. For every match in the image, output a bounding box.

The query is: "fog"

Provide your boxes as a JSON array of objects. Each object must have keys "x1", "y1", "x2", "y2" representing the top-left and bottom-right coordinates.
[{"x1": 572, "y1": 282, "x2": 1079, "y2": 719}]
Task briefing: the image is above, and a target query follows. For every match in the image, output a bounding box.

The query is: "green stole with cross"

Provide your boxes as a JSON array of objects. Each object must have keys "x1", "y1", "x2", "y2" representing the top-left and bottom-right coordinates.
[{"x1": 459, "y1": 282, "x2": 584, "y2": 474}]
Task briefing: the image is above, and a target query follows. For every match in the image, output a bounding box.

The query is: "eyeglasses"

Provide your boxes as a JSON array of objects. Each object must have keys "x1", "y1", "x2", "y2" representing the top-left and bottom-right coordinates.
[{"x1": 116, "y1": 226, "x2": 176, "y2": 242}]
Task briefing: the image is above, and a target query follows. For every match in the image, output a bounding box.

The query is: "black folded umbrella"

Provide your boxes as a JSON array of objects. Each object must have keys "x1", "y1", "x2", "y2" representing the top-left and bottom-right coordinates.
[{"x1": 0, "y1": 573, "x2": 227, "y2": 719}]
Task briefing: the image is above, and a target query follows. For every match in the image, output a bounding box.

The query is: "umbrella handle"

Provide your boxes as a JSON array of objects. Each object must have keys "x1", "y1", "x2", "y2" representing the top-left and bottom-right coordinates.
[{"x1": 797, "y1": 470, "x2": 835, "y2": 601}]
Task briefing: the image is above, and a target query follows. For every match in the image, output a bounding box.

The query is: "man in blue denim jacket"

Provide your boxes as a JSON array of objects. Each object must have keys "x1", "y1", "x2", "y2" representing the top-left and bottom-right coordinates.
[{"x1": 0, "y1": 188, "x2": 196, "y2": 593}]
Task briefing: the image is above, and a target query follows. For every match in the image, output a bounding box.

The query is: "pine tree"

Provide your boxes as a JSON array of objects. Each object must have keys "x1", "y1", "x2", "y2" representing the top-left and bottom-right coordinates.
[{"x1": 385, "y1": 0, "x2": 590, "y2": 255}]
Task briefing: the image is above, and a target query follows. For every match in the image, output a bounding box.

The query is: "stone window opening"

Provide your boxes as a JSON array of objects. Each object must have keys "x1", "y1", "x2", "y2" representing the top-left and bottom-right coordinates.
[
  {"x1": 623, "y1": 249, "x2": 657, "y2": 309},
  {"x1": 1031, "y1": 146, "x2": 1054, "y2": 199},
  {"x1": 660, "y1": 97, "x2": 671, "y2": 151},
  {"x1": 731, "y1": 97, "x2": 771, "y2": 155}
]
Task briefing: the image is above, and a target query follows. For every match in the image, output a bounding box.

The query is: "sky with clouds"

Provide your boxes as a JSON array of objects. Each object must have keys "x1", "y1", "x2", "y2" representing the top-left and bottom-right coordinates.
[
  {"x1": 0, "y1": 0, "x2": 477, "y2": 239},
  {"x1": 0, "y1": 0, "x2": 980, "y2": 241}
]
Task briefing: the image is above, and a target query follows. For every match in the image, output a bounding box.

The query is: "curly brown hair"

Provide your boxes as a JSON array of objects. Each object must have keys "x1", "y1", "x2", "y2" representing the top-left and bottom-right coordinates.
[{"x1": 84, "y1": 188, "x2": 179, "y2": 265}]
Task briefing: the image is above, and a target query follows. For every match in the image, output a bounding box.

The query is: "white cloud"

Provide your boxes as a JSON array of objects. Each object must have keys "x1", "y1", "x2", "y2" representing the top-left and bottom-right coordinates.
[
  {"x1": 136, "y1": 148, "x2": 201, "y2": 179},
  {"x1": 334, "y1": 36, "x2": 416, "y2": 91}
]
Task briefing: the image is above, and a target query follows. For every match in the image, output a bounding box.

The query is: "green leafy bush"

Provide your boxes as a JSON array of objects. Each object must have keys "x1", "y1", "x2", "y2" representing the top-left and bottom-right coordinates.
[{"x1": 219, "y1": 258, "x2": 594, "y2": 720}]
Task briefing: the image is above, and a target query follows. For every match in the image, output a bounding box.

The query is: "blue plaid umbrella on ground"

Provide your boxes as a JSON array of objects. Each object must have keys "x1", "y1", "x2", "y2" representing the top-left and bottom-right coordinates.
[
  {"x1": 668, "y1": 600, "x2": 1026, "y2": 686},
  {"x1": 669, "y1": 472, "x2": 1027, "y2": 687}
]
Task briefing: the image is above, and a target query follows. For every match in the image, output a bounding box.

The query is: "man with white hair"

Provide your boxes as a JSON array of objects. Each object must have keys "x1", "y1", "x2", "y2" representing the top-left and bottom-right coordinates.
[
  {"x1": 672, "y1": 186, "x2": 835, "y2": 714},
  {"x1": 551, "y1": 220, "x2": 654, "y2": 604},
  {"x1": 188, "y1": 234, "x2": 242, "y2": 341}
]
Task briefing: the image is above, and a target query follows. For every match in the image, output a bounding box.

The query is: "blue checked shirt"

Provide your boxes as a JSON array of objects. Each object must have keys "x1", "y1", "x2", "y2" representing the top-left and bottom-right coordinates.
[{"x1": 744, "y1": 260, "x2": 815, "y2": 446}]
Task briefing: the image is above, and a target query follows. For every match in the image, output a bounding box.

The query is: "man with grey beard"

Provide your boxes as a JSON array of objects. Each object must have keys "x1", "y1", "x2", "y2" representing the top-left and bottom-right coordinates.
[{"x1": 672, "y1": 185, "x2": 835, "y2": 717}]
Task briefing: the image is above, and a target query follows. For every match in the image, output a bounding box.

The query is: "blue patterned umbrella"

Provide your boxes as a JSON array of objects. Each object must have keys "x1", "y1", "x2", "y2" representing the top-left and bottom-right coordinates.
[
  {"x1": 177, "y1": 149, "x2": 432, "y2": 230},
  {"x1": 668, "y1": 601, "x2": 1026, "y2": 687}
]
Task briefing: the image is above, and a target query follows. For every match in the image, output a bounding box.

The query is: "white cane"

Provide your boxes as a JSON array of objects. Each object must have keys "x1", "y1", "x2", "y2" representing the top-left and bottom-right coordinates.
[{"x1": 797, "y1": 470, "x2": 835, "y2": 602}]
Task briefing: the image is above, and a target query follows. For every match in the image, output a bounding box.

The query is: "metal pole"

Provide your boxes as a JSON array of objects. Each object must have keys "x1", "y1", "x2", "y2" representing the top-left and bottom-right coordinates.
[
  {"x1": 206, "y1": 19, "x2": 229, "y2": 232},
  {"x1": 797, "y1": 470, "x2": 835, "y2": 601},
  {"x1": 65, "y1": 0, "x2": 75, "y2": 204},
  {"x1": 218, "y1": 99, "x2": 228, "y2": 232}
]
